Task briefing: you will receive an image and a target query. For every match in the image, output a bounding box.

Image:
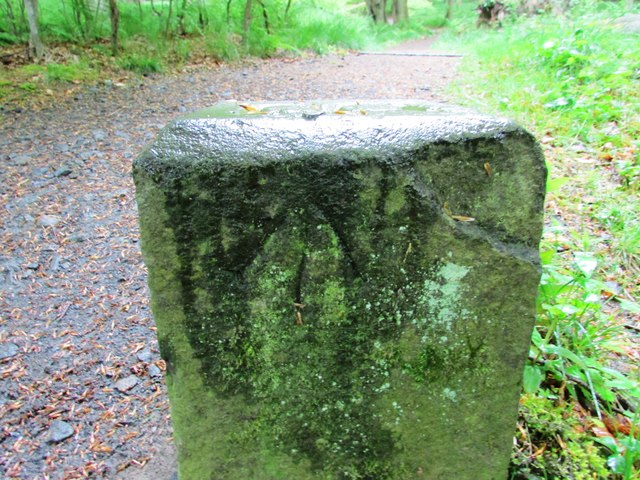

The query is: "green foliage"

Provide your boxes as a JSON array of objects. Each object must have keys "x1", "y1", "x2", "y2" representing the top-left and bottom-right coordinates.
[
  {"x1": 2, "y1": 0, "x2": 442, "y2": 65},
  {"x1": 440, "y1": 3, "x2": 640, "y2": 478},
  {"x1": 511, "y1": 395, "x2": 610, "y2": 479},
  {"x1": 45, "y1": 62, "x2": 97, "y2": 82},
  {"x1": 117, "y1": 53, "x2": 164, "y2": 74},
  {"x1": 532, "y1": 245, "x2": 639, "y2": 409},
  {"x1": 18, "y1": 81, "x2": 38, "y2": 92}
]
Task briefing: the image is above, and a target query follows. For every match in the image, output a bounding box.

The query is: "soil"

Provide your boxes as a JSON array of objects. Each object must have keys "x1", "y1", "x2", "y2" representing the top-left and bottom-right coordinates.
[{"x1": 0, "y1": 38, "x2": 460, "y2": 479}]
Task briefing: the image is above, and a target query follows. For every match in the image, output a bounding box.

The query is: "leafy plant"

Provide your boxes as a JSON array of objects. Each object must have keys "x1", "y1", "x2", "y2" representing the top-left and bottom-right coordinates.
[
  {"x1": 117, "y1": 54, "x2": 163, "y2": 74},
  {"x1": 440, "y1": 3, "x2": 640, "y2": 478}
]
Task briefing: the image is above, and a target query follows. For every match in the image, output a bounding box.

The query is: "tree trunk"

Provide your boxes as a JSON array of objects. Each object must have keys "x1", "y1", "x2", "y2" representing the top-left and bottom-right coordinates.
[
  {"x1": 24, "y1": 0, "x2": 44, "y2": 60},
  {"x1": 284, "y1": 0, "x2": 292, "y2": 24},
  {"x1": 365, "y1": 0, "x2": 385, "y2": 23},
  {"x1": 242, "y1": 0, "x2": 252, "y2": 43},
  {"x1": 226, "y1": 0, "x2": 232, "y2": 23},
  {"x1": 255, "y1": 0, "x2": 270, "y2": 34},
  {"x1": 445, "y1": 0, "x2": 454, "y2": 20},
  {"x1": 392, "y1": 0, "x2": 408, "y2": 22},
  {"x1": 165, "y1": 0, "x2": 173, "y2": 36},
  {"x1": 177, "y1": 0, "x2": 188, "y2": 35},
  {"x1": 108, "y1": 0, "x2": 119, "y2": 55}
]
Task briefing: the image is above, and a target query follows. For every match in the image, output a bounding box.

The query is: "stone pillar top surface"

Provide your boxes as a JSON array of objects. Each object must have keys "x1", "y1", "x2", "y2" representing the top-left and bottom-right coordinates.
[{"x1": 135, "y1": 100, "x2": 522, "y2": 174}]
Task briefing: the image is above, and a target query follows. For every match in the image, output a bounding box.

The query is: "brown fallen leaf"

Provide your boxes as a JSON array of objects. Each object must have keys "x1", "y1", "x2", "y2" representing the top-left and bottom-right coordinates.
[
  {"x1": 451, "y1": 215, "x2": 476, "y2": 222},
  {"x1": 591, "y1": 424, "x2": 615, "y2": 440},
  {"x1": 334, "y1": 109, "x2": 347, "y2": 115},
  {"x1": 484, "y1": 162, "x2": 492, "y2": 176},
  {"x1": 238, "y1": 103, "x2": 266, "y2": 114}
]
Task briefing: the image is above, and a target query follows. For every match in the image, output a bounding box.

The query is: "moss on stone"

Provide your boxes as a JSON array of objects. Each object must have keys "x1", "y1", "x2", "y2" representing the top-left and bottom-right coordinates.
[{"x1": 134, "y1": 104, "x2": 546, "y2": 479}]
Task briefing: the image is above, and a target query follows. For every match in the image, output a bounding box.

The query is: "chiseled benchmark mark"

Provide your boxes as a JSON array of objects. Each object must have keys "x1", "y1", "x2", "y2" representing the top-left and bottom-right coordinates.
[{"x1": 133, "y1": 100, "x2": 547, "y2": 480}]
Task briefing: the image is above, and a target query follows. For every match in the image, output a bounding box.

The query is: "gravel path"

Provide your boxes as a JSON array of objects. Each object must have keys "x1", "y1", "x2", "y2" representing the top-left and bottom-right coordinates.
[{"x1": 0, "y1": 39, "x2": 460, "y2": 479}]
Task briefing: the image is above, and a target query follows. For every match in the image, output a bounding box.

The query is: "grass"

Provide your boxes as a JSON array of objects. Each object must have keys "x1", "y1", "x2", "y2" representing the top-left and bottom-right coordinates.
[
  {"x1": 0, "y1": 0, "x2": 445, "y2": 107},
  {"x1": 438, "y1": 1, "x2": 640, "y2": 478}
]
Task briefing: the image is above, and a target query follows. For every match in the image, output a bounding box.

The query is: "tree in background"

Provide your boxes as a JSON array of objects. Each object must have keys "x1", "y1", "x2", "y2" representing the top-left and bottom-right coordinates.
[
  {"x1": 392, "y1": 0, "x2": 408, "y2": 22},
  {"x1": 24, "y1": 0, "x2": 44, "y2": 60},
  {"x1": 108, "y1": 0, "x2": 119, "y2": 55},
  {"x1": 365, "y1": 0, "x2": 386, "y2": 22},
  {"x1": 366, "y1": 0, "x2": 408, "y2": 24}
]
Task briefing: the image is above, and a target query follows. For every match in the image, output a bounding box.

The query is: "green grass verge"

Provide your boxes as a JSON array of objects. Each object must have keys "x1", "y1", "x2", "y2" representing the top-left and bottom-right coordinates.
[{"x1": 439, "y1": 2, "x2": 640, "y2": 478}]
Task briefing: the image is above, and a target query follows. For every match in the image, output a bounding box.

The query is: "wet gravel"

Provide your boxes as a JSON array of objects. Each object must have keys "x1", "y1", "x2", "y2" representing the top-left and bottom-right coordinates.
[{"x1": 0, "y1": 40, "x2": 459, "y2": 479}]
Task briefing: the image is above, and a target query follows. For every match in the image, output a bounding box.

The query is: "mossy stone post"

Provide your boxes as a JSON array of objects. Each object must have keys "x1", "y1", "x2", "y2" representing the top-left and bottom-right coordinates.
[{"x1": 133, "y1": 101, "x2": 546, "y2": 479}]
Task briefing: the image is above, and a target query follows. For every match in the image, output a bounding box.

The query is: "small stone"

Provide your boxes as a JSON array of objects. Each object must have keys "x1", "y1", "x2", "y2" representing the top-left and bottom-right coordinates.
[
  {"x1": 38, "y1": 215, "x2": 61, "y2": 227},
  {"x1": 148, "y1": 364, "x2": 162, "y2": 377},
  {"x1": 115, "y1": 130, "x2": 131, "y2": 141},
  {"x1": 92, "y1": 129, "x2": 107, "y2": 141},
  {"x1": 49, "y1": 255, "x2": 61, "y2": 272},
  {"x1": 115, "y1": 375, "x2": 138, "y2": 392},
  {"x1": 137, "y1": 349, "x2": 153, "y2": 363},
  {"x1": 54, "y1": 167, "x2": 72, "y2": 177},
  {"x1": 68, "y1": 234, "x2": 86, "y2": 243},
  {"x1": 26, "y1": 262, "x2": 39, "y2": 270},
  {"x1": 13, "y1": 154, "x2": 31, "y2": 166},
  {"x1": 0, "y1": 343, "x2": 19, "y2": 360},
  {"x1": 47, "y1": 420, "x2": 74, "y2": 443}
]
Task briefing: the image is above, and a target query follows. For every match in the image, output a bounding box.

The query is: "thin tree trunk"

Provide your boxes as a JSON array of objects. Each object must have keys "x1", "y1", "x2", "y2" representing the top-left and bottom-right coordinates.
[
  {"x1": 283, "y1": 0, "x2": 292, "y2": 24},
  {"x1": 255, "y1": 0, "x2": 269, "y2": 34},
  {"x1": 108, "y1": 0, "x2": 119, "y2": 55},
  {"x1": 150, "y1": 0, "x2": 162, "y2": 16},
  {"x1": 197, "y1": 0, "x2": 207, "y2": 28},
  {"x1": 177, "y1": 0, "x2": 188, "y2": 35},
  {"x1": 242, "y1": 0, "x2": 252, "y2": 43},
  {"x1": 24, "y1": 0, "x2": 44, "y2": 60},
  {"x1": 165, "y1": 0, "x2": 173, "y2": 36},
  {"x1": 226, "y1": 0, "x2": 232, "y2": 23}
]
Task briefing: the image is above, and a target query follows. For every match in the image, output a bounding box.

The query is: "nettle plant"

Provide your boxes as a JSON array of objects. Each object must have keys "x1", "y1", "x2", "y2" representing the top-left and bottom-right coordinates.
[{"x1": 524, "y1": 234, "x2": 640, "y2": 478}]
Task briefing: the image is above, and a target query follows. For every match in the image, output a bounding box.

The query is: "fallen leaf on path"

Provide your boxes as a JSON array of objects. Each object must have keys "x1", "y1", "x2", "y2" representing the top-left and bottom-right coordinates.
[{"x1": 238, "y1": 103, "x2": 266, "y2": 114}]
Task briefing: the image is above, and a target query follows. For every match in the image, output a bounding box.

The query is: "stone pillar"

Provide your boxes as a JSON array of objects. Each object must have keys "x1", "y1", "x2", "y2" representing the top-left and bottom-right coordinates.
[{"x1": 133, "y1": 101, "x2": 546, "y2": 479}]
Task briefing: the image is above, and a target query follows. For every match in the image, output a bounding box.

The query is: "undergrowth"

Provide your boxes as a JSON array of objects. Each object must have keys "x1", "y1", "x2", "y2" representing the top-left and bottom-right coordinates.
[
  {"x1": 441, "y1": 1, "x2": 640, "y2": 478},
  {"x1": 0, "y1": 0, "x2": 443, "y2": 106}
]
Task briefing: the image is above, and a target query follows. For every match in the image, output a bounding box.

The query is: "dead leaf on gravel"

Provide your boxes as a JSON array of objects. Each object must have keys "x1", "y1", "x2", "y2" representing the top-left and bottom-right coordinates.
[{"x1": 238, "y1": 103, "x2": 267, "y2": 114}]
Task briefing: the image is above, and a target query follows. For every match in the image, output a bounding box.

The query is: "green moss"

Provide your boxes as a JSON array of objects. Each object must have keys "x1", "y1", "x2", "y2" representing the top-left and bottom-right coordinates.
[
  {"x1": 134, "y1": 127, "x2": 545, "y2": 479},
  {"x1": 510, "y1": 395, "x2": 609, "y2": 480}
]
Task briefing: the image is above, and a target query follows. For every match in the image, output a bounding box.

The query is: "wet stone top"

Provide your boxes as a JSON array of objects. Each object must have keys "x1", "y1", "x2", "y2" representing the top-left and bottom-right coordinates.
[{"x1": 135, "y1": 100, "x2": 520, "y2": 176}]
